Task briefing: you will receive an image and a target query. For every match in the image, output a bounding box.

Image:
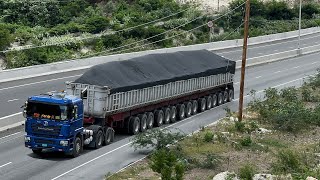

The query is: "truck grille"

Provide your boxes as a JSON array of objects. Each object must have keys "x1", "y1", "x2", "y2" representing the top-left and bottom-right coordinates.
[
  {"x1": 34, "y1": 139, "x2": 55, "y2": 145},
  {"x1": 31, "y1": 123, "x2": 61, "y2": 138}
]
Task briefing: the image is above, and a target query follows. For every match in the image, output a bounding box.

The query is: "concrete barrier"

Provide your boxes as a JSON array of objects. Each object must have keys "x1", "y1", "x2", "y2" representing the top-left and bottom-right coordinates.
[{"x1": 0, "y1": 27, "x2": 319, "y2": 83}]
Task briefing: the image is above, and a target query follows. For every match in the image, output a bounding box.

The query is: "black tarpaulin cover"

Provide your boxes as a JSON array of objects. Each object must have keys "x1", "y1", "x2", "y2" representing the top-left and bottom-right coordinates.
[{"x1": 75, "y1": 50, "x2": 236, "y2": 93}]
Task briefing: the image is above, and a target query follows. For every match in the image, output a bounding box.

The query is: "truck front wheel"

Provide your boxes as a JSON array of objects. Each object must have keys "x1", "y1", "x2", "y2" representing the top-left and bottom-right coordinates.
[{"x1": 71, "y1": 137, "x2": 81, "y2": 157}]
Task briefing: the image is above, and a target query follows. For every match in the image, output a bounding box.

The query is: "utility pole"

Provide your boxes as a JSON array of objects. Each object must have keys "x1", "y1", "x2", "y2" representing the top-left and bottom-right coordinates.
[
  {"x1": 298, "y1": 0, "x2": 302, "y2": 54},
  {"x1": 238, "y1": 0, "x2": 250, "y2": 121}
]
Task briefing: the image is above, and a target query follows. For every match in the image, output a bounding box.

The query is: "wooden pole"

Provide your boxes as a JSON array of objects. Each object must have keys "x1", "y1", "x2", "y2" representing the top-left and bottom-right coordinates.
[{"x1": 238, "y1": 0, "x2": 250, "y2": 121}]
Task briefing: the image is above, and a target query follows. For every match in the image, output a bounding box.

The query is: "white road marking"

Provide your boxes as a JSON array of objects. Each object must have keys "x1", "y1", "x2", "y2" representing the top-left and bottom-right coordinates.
[
  {"x1": 274, "y1": 70, "x2": 282, "y2": 74},
  {"x1": 0, "y1": 132, "x2": 21, "y2": 140},
  {"x1": 0, "y1": 74, "x2": 81, "y2": 92},
  {"x1": 7, "y1": 99, "x2": 19, "y2": 102},
  {"x1": 0, "y1": 135, "x2": 24, "y2": 145},
  {"x1": 0, "y1": 162, "x2": 12, "y2": 168},
  {"x1": 217, "y1": 33, "x2": 320, "y2": 54},
  {"x1": 0, "y1": 112, "x2": 21, "y2": 121},
  {"x1": 274, "y1": 50, "x2": 279, "y2": 52},
  {"x1": 292, "y1": 66, "x2": 300, "y2": 69},
  {"x1": 311, "y1": 62, "x2": 318, "y2": 65},
  {"x1": 255, "y1": 76, "x2": 262, "y2": 79}
]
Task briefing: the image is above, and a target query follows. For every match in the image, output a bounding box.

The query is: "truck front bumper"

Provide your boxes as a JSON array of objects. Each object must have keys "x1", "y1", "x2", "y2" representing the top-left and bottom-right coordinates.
[{"x1": 25, "y1": 135, "x2": 73, "y2": 153}]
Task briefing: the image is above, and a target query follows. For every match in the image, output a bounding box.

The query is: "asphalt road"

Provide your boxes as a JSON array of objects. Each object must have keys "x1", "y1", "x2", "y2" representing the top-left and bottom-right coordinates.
[
  {"x1": 0, "y1": 50, "x2": 319, "y2": 179},
  {"x1": 1, "y1": 31, "x2": 320, "y2": 125}
]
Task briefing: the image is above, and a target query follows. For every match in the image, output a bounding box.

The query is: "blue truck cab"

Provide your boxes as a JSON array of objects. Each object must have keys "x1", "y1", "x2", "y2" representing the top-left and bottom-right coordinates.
[{"x1": 24, "y1": 91, "x2": 84, "y2": 157}]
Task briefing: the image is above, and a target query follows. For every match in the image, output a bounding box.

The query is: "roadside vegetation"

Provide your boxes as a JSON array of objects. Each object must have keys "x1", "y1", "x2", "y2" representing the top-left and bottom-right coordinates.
[
  {"x1": 106, "y1": 70, "x2": 320, "y2": 179},
  {"x1": 0, "y1": 0, "x2": 319, "y2": 69}
]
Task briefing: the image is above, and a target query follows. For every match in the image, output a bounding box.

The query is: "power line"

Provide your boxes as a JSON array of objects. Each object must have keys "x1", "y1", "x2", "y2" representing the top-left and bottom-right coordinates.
[
  {"x1": 83, "y1": 1, "x2": 247, "y2": 58},
  {"x1": 0, "y1": 5, "x2": 194, "y2": 53}
]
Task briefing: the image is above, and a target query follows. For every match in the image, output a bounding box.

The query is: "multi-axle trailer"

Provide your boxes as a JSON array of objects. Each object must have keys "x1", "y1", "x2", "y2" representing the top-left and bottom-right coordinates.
[{"x1": 24, "y1": 50, "x2": 235, "y2": 157}]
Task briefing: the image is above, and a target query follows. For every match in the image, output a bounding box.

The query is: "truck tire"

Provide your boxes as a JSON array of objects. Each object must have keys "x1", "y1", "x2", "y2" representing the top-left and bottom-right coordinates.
[
  {"x1": 218, "y1": 92, "x2": 224, "y2": 105},
  {"x1": 192, "y1": 100, "x2": 198, "y2": 115},
  {"x1": 163, "y1": 108, "x2": 171, "y2": 124},
  {"x1": 71, "y1": 137, "x2": 81, "y2": 157},
  {"x1": 32, "y1": 149, "x2": 42, "y2": 155},
  {"x1": 146, "y1": 112, "x2": 154, "y2": 129},
  {"x1": 206, "y1": 96, "x2": 213, "y2": 109},
  {"x1": 212, "y1": 94, "x2": 218, "y2": 107},
  {"x1": 177, "y1": 104, "x2": 185, "y2": 120},
  {"x1": 138, "y1": 114, "x2": 148, "y2": 132},
  {"x1": 223, "y1": 91, "x2": 229, "y2": 103},
  {"x1": 104, "y1": 127, "x2": 114, "y2": 145},
  {"x1": 154, "y1": 110, "x2": 164, "y2": 127},
  {"x1": 95, "y1": 130, "x2": 104, "y2": 149},
  {"x1": 185, "y1": 102, "x2": 192, "y2": 118},
  {"x1": 228, "y1": 89, "x2": 234, "y2": 102},
  {"x1": 198, "y1": 98, "x2": 206, "y2": 112},
  {"x1": 129, "y1": 116, "x2": 140, "y2": 135},
  {"x1": 170, "y1": 106, "x2": 177, "y2": 123}
]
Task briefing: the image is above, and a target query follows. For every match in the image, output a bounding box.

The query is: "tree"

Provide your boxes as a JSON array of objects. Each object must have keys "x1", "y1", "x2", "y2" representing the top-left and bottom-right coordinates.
[
  {"x1": 0, "y1": 26, "x2": 11, "y2": 51},
  {"x1": 266, "y1": 0, "x2": 295, "y2": 20},
  {"x1": 301, "y1": 3, "x2": 320, "y2": 19}
]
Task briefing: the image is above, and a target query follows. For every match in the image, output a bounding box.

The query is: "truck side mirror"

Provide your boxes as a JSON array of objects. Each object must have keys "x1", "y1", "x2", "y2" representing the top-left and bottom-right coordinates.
[
  {"x1": 22, "y1": 101, "x2": 28, "y2": 118},
  {"x1": 73, "y1": 105, "x2": 78, "y2": 119}
]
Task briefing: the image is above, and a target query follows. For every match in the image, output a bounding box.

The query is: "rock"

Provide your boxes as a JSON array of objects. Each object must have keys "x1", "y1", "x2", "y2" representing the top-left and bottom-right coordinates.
[
  {"x1": 212, "y1": 171, "x2": 238, "y2": 180},
  {"x1": 253, "y1": 174, "x2": 273, "y2": 180},
  {"x1": 306, "y1": 177, "x2": 318, "y2": 180},
  {"x1": 229, "y1": 117, "x2": 238, "y2": 122},
  {"x1": 256, "y1": 128, "x2": 272, "y2": 134}
]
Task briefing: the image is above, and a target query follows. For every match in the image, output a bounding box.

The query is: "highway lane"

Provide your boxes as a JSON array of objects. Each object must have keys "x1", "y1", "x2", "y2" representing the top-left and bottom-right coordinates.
[
  {"x1": 0, "y1": 52, "x2": 319, "y2": 180},
  {"x1": 0, "y1": 31, "x2": 320, "y2": 123}
]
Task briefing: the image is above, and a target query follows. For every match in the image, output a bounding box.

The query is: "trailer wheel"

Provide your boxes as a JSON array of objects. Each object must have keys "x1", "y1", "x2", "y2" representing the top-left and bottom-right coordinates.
[
  {"x1": 198, "y1": 98, "x2": 206, "y2": 112},
  {"x1": 192, "y1": 100, "x2": 198, "y2": 115},
  {"x1": 129, "y1": 116, "x2": 140, "y2": 135},
  {"x1": 95, "y1": 130, "x2": 104, "y2": 149},
  {"x1": 71, "y1": 137, "x2": 81, "y2": 157},
  {"x1": 223, "y1": 91, "x2": 229, "y2": 103},
  {"x1": 212, "y1": 94, "x2": 218, "y2": 107},
  {"x1": 138, "y1": 114, "x2": 148, "y2": 132},
  {"x1": 206, "y1": 96, "x2": 213, "y2": 109},
  {"x1": 104, "y1": 127, "x2": 114, "y2": 145},
  {"x1": 170, "y1": 106, "x2": 177, "y2": 123},
  {"x1": 154, "y1": 110, "x2": 164, "y2": 127},
  {"x1": 177, "y1": 104, "x2": 185, "y2": 120},
  {"x1": 163, "y1": 108, "x2": 171, "y2": 124},
  {"x1": 228, "y1": 89, "x2": 234, "y2": 102},
  {"x1": 218, "y1": 92, "x2": 224, "y2": 105},
  {"x1": 185, "y1": 102, "x2": 192, "y2": 118},
  {"x1": 146, "y1": 112, "x2": 154, "y2": 129},
  {"x1": 32, "y1": 149, "x2": 42, "y2": 155}
]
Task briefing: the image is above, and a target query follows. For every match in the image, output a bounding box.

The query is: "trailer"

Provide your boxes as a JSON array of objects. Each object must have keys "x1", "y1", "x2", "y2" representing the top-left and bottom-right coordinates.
[{"x1": 24, "y1": 50, "x2": 236, "y2": 157}]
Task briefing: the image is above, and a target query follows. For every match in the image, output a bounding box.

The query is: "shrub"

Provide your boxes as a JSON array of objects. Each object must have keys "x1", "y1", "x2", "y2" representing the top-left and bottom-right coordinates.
[
  {"x1": 235, "y1": 121, "x2": 246, "y2": 132},
  {"x1": 203, "y1": 131, "x2": 214, "y2": 142},
  {"x1": 272, "y1": 149, "x2": 302, "y2": 174},
  {"x1": 85, "y1": 16, "x2": 109, "y2": 34},
  {"x1": 239, "y1": 164, "x2": 256, "y2": 180},
  {"x1": 0, "y1": 25, "x2": 11, "y2": 50},
  {"x1": 200, "y1": 153, "x2": 221, "y2": 169},
  {"x1": 240, "y1": 136, "x2": 252, "y2": 147},
  {"x1": 150, "y1": 149, "x2": 185, "y2": 180},
  {"x1": 265, "y1": 0, "x2": 295, "y2": 20},
  {"x1": 130, "y1": 128, "x2": 185, "y2": 151}
]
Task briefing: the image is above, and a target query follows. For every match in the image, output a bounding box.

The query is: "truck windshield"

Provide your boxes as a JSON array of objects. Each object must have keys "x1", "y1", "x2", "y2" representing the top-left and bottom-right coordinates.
[{"x1": 26, "y1": 102, "x2": 72, "y2": 120}]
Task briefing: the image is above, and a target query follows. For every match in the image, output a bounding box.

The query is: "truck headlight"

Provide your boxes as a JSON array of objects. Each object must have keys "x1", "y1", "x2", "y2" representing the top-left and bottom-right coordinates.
[
  {"x1": 60, "y1": 140, "x2": 69, "y2": 146},
  {"x1": 25, "y1": 136, "x2": 31, "y2": 142}
]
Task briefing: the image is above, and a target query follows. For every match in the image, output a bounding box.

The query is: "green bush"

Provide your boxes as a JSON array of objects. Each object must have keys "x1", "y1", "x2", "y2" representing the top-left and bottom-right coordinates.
[
  {"x1": 265, "y1": 0, "x2": 295, "y2": 20},
  {"x1": 0, "y1": 25, "x2": 12, "y2": 50},
  {"x1": 200, "y1": 153, "x2": 221, "y2": 169},
  {"x1": 150, "y1": 149, "x2": 185, "y2": 180},
  {"x1": 85, "y1": 16, "x2": 109, "y2": 34},
  {"x1": 272, "y1": 149, "x2": 303, "y2": 174},
  {"x1": 301, "y1": 3, "x2": 320, "y2": 19},
  {"x1": 239, "y1": 164, "x2": 256, "y2": 180},
  {"x1": 235, "y1": 121, "x2": 246, "y2": 132},
  {"x1": 240, "y1": 136, "x2": 252, "y2": 147},
  {"x1": 203, "y1": 131, "x2": 214, "y2": 142}
]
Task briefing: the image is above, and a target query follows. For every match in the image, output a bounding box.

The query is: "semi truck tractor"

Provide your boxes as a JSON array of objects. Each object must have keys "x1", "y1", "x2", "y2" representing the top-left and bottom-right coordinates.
[{"x1": 24, "y1": 50, "x2": 236, "y2": 157}]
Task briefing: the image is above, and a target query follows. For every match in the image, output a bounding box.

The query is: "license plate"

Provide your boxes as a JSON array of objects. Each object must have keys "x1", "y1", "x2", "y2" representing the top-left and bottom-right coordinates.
[{"x1": 42, "y1": 144, "x2": 47, "y2": 147}]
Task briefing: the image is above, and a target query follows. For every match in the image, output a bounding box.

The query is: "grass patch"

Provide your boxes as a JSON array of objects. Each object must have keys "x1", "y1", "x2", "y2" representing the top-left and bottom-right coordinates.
[{"x1": 257, "y1": 138, "x2": 289, "y2": 149}]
